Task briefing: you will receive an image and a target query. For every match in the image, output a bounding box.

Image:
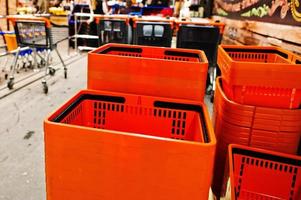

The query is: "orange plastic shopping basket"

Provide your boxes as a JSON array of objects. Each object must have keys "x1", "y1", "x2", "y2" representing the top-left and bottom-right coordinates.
[
  {"x1": 214, "y1": 77, "x2": 301, "y2": 154},
  {"x1": 228, "y1": 144, "x2": 301, "y2": 200},
  {"x1": 211, "y1": 77, "x2": 301, "y2": 198},
  {"x1": 44, "y1": 89, "x2": 216, "y2": 200},
  {"x1": 218, "y1": 45, "x2": 301, "y2": 109},
  {"x1": 88, "y1": 43, "x2": 208, "y2": 101}
]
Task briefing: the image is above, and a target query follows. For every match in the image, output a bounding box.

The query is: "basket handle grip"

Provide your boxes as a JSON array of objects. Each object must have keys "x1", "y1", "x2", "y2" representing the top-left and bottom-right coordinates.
[
  {"x1": 154, "y1": 101, "x2": 210, "y2": 143},
  {"x1": 7, "y1": 16, "x2": 51, "y2": 28},
  {"x1": 292, "y1": 55, "x2": 301, "y2": 64}
]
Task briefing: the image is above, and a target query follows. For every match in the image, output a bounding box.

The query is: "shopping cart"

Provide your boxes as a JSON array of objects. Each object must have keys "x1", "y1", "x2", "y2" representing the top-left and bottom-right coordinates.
[
  {"x1": 175, "y1": 19, "x2": 225, "y2": 100},
  {"x1": 95, "y1": 15, "x2": 131, "y2": 45},
  {"x1": 7, "y1": 16, "x2": 67, "y2": 94},
  {"x1": 132, "y1": 16, "x2": 175, "y2": 47},
  {"x1": 0, "y1": 16, "x2": 36, "y2": 81}
]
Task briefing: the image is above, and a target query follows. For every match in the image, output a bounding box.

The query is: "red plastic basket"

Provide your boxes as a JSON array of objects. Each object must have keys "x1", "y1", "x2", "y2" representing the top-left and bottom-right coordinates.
[
  {"x1": 88, "y1": 43, "x2": 208, "y2": 101},
  {"x1": 218, "y1": 45, "x2": 301, "y2": 109},
  {"x1": 44, "y1": 89, "x2": 216, "y2": 200},
  {"x1": 229, "y1": 144, "x2": 301, "y2": 200}
]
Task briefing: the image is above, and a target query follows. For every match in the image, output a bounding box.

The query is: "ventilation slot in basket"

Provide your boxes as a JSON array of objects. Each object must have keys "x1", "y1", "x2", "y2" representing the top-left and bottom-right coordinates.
[
  {"x1": 93, "y1": 102, "x2": 124, "y2": 128},
  {"x1": 170, "y1": 111, "x2": 187, "y2": 140},
  {"x1": 117, "y1": 52, "x2": 142, "y2": 57},
  {"x1": 229, "y1": 52, "x2": 269, "y2": 63},
  {"x1": 235, "y1": 155, "x2": 300, "y2": 200},
  {"x1": 163, "y1": 56, "x2": 190, "y2": 61}
]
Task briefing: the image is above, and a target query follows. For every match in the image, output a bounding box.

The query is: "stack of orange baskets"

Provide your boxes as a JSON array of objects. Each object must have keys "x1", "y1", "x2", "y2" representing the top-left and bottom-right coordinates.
[
  {"x1": 212, "y1": 45, "x2": 301, "y2": 198},
  {"x1": 44, "y1": 44, "x2": 217, "y2": 200}
]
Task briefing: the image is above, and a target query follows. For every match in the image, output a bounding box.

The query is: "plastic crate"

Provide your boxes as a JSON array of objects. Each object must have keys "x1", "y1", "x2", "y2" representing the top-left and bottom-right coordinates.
[
  {"x1": 228, "y1": 144, "x2": 301, "y2": 200},
  {"x1": 211, "y1": 77, "x2": 301, "y2": 198},
  {"x1": 95, "y1": 15, "x2": 131, "y2": 45},
  {"x1": 218, "y1": 45, "x2": 301, "y2": 109},
  {"x1": 44, "y1": 89, "x2": 216, "y2": 200},
  {"x1": 132, "y1": 17, "x2": 174, "y2": 47},
  {"x1": 88, "y1": 43, "x2": 208, "y2": 101}
]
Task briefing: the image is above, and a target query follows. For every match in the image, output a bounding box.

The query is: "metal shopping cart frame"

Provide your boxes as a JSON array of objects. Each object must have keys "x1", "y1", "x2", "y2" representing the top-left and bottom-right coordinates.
[
  {"x1": 0, "y1": 16, "x2": 33, "y2": 81},
  {"x1": 7, "y1": 15, "x2": 67, "y2": 94}
]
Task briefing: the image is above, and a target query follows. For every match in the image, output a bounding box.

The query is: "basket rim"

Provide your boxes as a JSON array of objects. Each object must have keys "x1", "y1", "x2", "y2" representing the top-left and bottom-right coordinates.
[
  {"x1": 89, "y1": 43, "x2": 209, "y2": 64},
  {"x1": 44, "y1": 89, "x2": 216, "y2": 146}
]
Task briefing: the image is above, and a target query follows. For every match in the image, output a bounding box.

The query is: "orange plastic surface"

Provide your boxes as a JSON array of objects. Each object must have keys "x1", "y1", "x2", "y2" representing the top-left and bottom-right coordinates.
[
  {"x1": 94, "y1": 14, "x2": 130, "y2": 25},
  {"x1": 132, "y1": 16, "x2": 175, "y2": 28},
  {"x1": 44, "y1": 89, "x2": 216, "y2": 200},
  {"x1": 218, "y1": 45, "x2": 301, "y2": 109},
  {"x1": 211, "y1": 77, "x2": 301, "y2": 198},
  {"x1": 174, "y1": 19, "x2": 225, "y2": 34},
  {"x1": 7, "y1": 16, "x2": 51, "y2": 28},
  {"x1": 229, "y1": 144, "x2": 301, "y2": 200},
  {"x1": 3, "y1": 34, "x2": 18, "y2": 51},
  {"x1": 88, "y1": 43, "x2": 208, "y2": 101}
]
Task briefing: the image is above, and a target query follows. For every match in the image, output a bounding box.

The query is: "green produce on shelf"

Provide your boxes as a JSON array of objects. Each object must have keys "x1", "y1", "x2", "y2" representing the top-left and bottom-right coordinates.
[{"x1": 217, "y1": 8, "x2": 228, "y2": 16}]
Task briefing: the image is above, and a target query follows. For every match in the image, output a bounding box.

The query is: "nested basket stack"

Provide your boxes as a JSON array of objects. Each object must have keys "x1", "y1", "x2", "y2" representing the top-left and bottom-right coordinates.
[
  {"x1": 212, "y1": 45, "x2": 301, "y2": 199},
  {"x1": 44, "y1": 44, "x2": 216, "y2": 200}
]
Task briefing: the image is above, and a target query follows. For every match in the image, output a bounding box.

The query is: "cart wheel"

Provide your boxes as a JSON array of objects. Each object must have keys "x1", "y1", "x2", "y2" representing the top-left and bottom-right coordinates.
[
  {"x1": 29, "y1": 61, "x2": 33, "y2": 68},
  {"x1": 64, "y1": 69, "x2": 67, "y2": 79},
  {"x1": 41, "y1": 60, "x2": 46, "y2": 66},
  {"x1": 7, "y1": 79, "x2": 14, "y2": 90},
  {"x1": 49, "y1": 68, "x2": 56, "y2": 76},
  {"x1": 43, "y1": 83, "x2": 48, "y2": 94}
]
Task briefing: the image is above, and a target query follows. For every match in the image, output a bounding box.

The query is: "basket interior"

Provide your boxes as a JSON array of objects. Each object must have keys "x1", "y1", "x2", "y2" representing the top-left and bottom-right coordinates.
[
  {"x1": 227, "y1": 51, "x2": 290, "y2": 64},
  {"x1": 231, "y1": 148, "x2": 301, "y2": 200},
  {"x1": 54, "y1": 95, "x2": 205, "y2": 143},
  {"x1": 98, "y1": 46, "x2": 201, "y2": 62}
]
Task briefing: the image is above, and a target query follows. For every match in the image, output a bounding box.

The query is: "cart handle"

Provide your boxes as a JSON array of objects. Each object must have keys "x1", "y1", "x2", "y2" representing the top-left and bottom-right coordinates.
[
  {"x1": 132, "y1": 17, "x2": 175, "y2": 29},
  {"x1": 94, "y1": 15, "x2": 130, "y2": 25},
  {"x1": 175, "y1": 20, "x2": 225, "y2": 34},
  {"x1": 7, "y1": 16, "x2": 51, "y2": 28}
]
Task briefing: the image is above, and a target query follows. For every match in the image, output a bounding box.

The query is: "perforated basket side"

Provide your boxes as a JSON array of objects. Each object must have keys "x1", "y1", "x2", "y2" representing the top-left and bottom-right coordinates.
[
  {"x1": 230, "y1": 145, "x2": 301, "y2": 200},
  {"x1": 98, "y1": 46, "x2": 201, "y2": 62},
  {"x1": 227, "y1": 52, "x2": 290, "y2": 64},
  {"x1": 55, "y1": 95, "x2": 205, "y2": 143}
]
